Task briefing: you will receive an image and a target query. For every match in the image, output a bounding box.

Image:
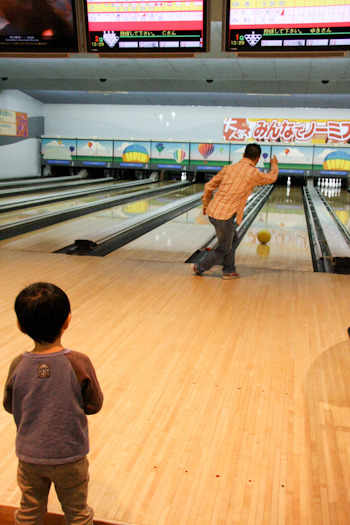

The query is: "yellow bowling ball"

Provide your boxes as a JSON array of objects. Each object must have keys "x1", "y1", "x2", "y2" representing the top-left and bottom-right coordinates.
[{"x1": 257, "y1": 229, "x2": 271, "y2": 244}]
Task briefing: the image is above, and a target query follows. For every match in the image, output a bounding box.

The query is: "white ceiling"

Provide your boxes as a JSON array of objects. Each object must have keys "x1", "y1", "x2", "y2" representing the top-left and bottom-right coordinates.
[{"x1": 1, "y1": 21, "x2": 350, "y2": 108}]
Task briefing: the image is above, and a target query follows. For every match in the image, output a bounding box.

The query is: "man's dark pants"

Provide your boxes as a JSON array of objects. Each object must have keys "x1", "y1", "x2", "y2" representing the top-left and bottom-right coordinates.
[{"x1": 196, "y1": 214, "x2": 238, "y2": 275}]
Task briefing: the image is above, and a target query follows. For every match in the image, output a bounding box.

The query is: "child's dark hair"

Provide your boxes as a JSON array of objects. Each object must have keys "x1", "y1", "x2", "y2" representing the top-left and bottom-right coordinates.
[
  {"x1": 15, "y1": 282, "x2": 70, "y2": 344},
  {"x1": 244, "y1": 143, "x2": 262, "y2": 161}
]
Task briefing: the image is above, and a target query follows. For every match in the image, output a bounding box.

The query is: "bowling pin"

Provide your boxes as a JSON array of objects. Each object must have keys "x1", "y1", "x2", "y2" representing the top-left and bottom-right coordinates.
[{"x1": 287, "y1": 176, "x2": 291, "y2": 187}]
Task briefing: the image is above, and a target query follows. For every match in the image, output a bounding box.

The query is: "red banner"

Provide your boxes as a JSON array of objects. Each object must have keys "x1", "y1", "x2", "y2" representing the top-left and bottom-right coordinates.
[{"x1": 223, "y1": 118, "x2": 350, "y2": 145}]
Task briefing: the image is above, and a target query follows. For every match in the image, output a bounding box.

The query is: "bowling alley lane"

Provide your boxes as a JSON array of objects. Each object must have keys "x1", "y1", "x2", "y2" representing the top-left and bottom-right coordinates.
[
  {"x1": 0, "y1": 181, "x2": 167, "y2": 227},
  {"x1": 0, "y1": 180, "x2": 124, "y2": 206},
  {"x1": 106, "y1": 199, "x2": 212, "y2": 262},
  {"x1": 0, "y1": 184, "x2": 202, "y2": 254},
  {"x1": 236, "y1": 185, "x2": 314, "y2": 272},
  {"x1": 321, "y1": 187, "x2": 350, "y2": 235},
  {"x1": 106, "y1": 187, "x2": 259, "y2": 263},
  {"x1": 106, "y1": 185, "x2": 313, "y2": 270}
]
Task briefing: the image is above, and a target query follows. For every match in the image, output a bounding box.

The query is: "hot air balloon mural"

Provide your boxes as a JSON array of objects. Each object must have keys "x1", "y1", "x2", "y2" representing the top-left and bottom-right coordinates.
[
  {"x1": 198, "y1": 143, "x2": 215, "y2": 160},
  {"x1": 284, "y1": 148, "x2": 290, "y2": 155},
  {"x1": 69, "y1": 146, "x2": 75, "y2": 153},
  {"x1": 173, "y1": 148, "x2": 186, "y2": 163},
  {"x1": 122, "y1": 144, "x2": 149, "y2": 163},
  {"x1": 323, "y1": 150, "x2": 350, "y2": 171},
  {"x1": 156, "y1": 143, "x2": 164, "y2": 154},
  {"x1": 261, "y1": 152, "x2": 269, "y2": 167},
  {"x1": 88, "y1": 142, "x2": 93, "y2": 148},
  {"x1": 42, "y1": 139, "x2": 74, "y2": 161},
  {"x1": 123, "y1": 200, "x2": 149, "y2": 215}
]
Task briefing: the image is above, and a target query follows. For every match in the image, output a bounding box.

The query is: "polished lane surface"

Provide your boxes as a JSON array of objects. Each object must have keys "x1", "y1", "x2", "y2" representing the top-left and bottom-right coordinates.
[
  {"x1": 236, "y1": 185, "x2": 313, "y2": 272},
  {"x1": 0, "y1": 181, "x2": 169, "y2": 226},
  {"x1": 107, "y1": 198, "x2": 212, "y2": 262},
  {"x1": 0, "y1": 180, "x2": 120, "y2": 206},
  {"x1": 108, "y1": 185, "x2": 314, "y2": 272},
  {"x1": 0, "y1": 184, "x2": 202, "y2": 254},
  {"x1": 0, "y1": 184, "x2": 316, "y2": 272},
  {"x1": 321, "y1": 186, "x2": 350, "y2": 235}
]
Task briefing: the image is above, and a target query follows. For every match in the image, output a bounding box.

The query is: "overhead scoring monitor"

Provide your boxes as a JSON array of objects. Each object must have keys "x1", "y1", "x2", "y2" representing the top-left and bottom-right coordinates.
[
  {"x1": 224, "y1": 0, "x2": 350, "y2": 53},
  {"x1": 0, "y1": 0, "x2": 78, "y2": 54},
  {"x1": 84, "y1": 0, "x2": 208, "y2": 53}
]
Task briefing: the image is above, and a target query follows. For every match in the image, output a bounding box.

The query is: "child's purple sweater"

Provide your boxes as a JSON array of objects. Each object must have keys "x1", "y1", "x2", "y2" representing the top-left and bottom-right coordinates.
[{"x1": 3, "y1": 348, "x2": 103, "y2": 465}]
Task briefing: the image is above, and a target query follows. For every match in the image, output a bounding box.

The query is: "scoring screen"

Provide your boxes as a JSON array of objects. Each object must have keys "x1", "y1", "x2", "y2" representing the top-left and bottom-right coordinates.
[
  {"x1": 0, "y1": 0, "x2": 78, "y2": 53},
  {"x1": 84, "y1": 0, "x2": 208, "y2": 53},
  {"x1": 225, "y1": 0, "x2": 350, "y2": 52}
]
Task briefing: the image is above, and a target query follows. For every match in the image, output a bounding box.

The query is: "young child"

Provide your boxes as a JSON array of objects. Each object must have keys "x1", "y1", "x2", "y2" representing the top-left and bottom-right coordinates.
[{"x1": 3, "y1": 282, "x2": 103, "y2": 525}]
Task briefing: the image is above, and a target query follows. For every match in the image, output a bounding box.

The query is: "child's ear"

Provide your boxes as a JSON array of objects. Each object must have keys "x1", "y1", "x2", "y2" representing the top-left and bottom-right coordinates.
[
  {"x1": 17, "y1": 320, "x2": 26, "y2": 334},
  {"x1": 62, "y1": 313, "x2": 72, "y2": 331}
]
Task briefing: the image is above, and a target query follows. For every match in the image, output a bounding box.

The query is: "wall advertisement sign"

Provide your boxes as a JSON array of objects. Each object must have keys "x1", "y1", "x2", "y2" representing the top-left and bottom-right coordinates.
[
  {"x1": 223, "y1": 118, "x2": 350, "y2": 144},
  {"x1": 0, "y1": 109, "x2": 28, "y2": 137}
]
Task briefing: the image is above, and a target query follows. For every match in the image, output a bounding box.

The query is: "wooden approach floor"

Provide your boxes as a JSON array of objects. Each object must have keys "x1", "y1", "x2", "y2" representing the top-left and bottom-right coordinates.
[{"x1": 0, "y1": 248, "x2": 350, "y2": 524}]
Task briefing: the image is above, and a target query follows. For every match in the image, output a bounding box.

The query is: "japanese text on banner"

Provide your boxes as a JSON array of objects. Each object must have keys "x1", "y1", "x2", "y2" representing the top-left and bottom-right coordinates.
[{"x1": 223, "y1": 118, "x2": 350, "y2": 144}]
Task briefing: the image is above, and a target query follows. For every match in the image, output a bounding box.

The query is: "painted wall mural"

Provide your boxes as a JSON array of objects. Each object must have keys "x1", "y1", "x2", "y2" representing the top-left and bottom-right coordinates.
[{"x1": 40, "y1": 136, "x2": 350, "y2": 176}]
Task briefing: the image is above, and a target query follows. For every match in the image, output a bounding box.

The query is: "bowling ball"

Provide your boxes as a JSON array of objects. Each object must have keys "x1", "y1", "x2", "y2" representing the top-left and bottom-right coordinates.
[{"x1": 257, "y1": 229, "x2": 271, "y2": 244}]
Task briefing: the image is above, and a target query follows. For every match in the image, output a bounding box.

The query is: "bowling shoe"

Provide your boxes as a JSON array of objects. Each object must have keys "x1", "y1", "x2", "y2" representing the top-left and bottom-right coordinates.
[
  {"x1": 191, "y1": 263, "x2": 203, "y2": 276},
  {"x1": 222, "y1": 271, "x2": 239, "y2": 280}
]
